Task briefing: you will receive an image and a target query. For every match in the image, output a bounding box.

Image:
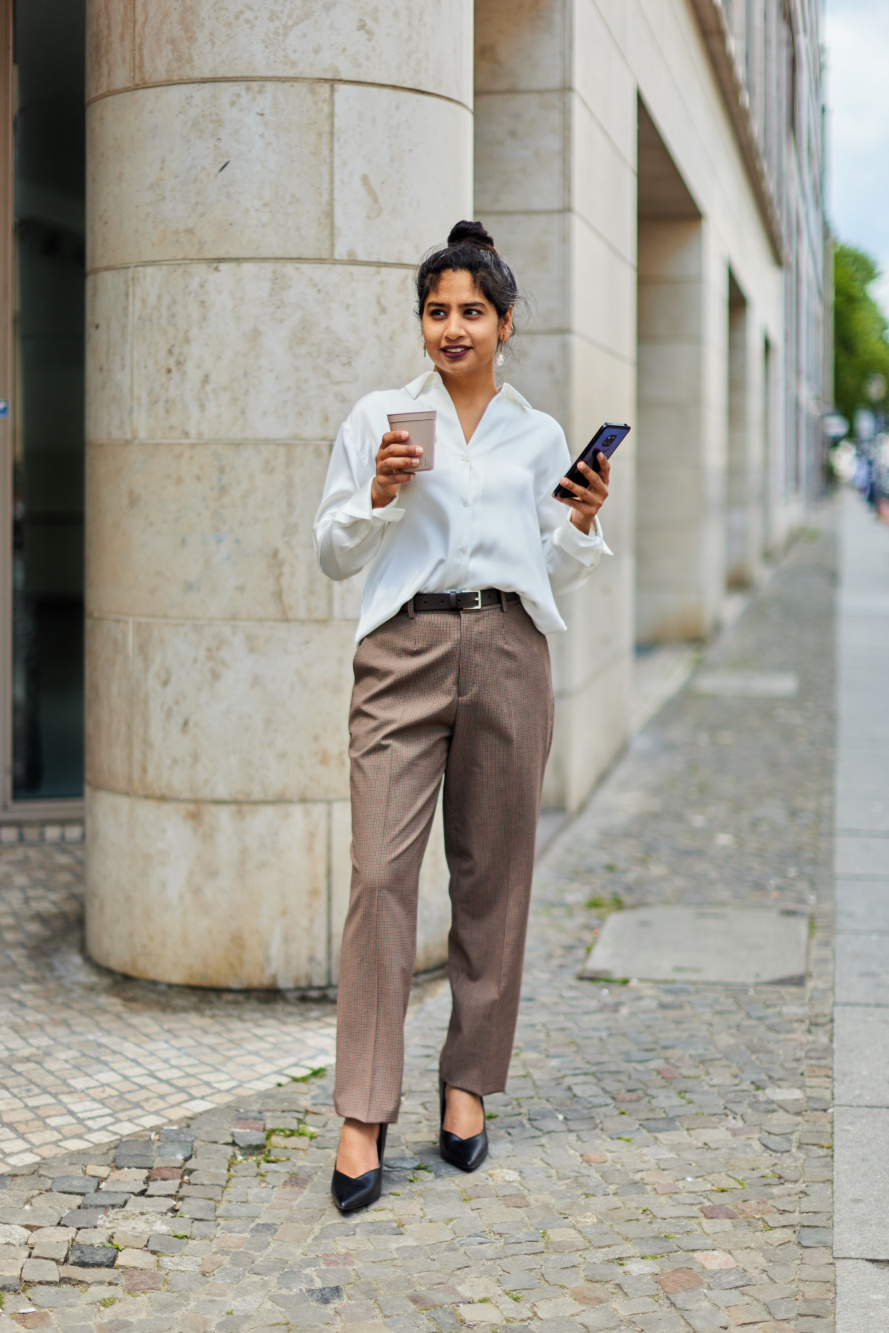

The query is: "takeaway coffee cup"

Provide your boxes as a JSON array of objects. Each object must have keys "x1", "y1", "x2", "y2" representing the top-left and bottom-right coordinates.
[{"x1": 387, "y1": 410, "x2": 436, "y2": 471}]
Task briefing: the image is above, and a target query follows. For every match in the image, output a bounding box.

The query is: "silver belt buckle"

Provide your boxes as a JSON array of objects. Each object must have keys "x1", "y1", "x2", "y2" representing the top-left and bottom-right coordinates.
[{"x1": 463, "y1": 589, "x2": 483, "y2": 611}]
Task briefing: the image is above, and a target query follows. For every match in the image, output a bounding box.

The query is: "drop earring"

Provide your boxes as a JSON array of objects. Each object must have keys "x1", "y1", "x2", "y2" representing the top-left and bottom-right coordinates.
[{"x1": 495, "y1": 344, "x2": 505, "y2": 367}]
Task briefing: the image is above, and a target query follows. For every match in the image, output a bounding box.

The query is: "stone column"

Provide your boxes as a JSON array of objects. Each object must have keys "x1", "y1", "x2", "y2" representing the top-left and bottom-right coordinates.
[
  {"x1": 726, "y1": 277, "x2": 765, "y2": 587},
  {"x1": 84, "y1": 0, "x2": 472, "y2": 987},
  {"x1": 761, "y1": 333, "x2": 788, "y2": 557},
  {"x1": 636, "y1": 215, "x2": 728, "y2": 643},
  {"x1": 475, "y1": 0, "x2": 636, "y2": 810}
]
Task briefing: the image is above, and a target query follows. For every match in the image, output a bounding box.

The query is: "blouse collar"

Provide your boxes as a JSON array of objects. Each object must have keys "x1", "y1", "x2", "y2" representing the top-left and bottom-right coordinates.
[{"x1": 404, "y1": 370, "x2": 531, "y2": 412}]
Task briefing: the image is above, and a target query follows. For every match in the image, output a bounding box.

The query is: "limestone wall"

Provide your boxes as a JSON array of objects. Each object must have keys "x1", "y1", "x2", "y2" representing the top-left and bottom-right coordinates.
[
  {"x1": 476, "y1": 0, "x2": 786, "y2": 794},
  {"x1": 475, "y1": 0, "x2": 635, "y2": 811},
  {"x1": 83, "y1": 0, "x2": 816, "y2": 988}
]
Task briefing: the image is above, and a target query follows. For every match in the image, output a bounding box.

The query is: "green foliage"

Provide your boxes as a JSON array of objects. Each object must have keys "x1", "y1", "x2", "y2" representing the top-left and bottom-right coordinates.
[
  {"x1": 266, "y1": 1124, "x2": 317, "y2": 1141},
  {"x1": 585, "y1": 893, "x2": 624, "y2": 914},
  {"x1": 276, "y1": 1065, "x2": 327, "y2": 1087},
  {"x1": 834, "y1": 242, "x2": 889, "y2": 422}
]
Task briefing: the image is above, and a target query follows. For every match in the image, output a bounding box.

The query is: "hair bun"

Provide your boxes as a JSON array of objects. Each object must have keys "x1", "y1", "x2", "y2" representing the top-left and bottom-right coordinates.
[{"x1": 447, "y1": 220, "x2": 496, "y2": 251}]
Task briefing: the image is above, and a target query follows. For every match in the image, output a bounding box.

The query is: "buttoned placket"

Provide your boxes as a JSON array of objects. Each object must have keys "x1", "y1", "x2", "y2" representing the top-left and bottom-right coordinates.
[
  {"x1": 442, "y1": 387, "x2": 498, "y2": 587},
  {"x1": 460, "y1": 432, "x2": 475, "y2": 583},
  {"x1": 458, "y1": 447, "x2": 471, "y2": 579}
]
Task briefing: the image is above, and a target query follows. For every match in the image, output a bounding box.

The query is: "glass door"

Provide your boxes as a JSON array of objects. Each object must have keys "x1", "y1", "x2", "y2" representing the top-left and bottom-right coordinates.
[{"x1": 3, "y1": 0, "x2": 85, "y2": 808}]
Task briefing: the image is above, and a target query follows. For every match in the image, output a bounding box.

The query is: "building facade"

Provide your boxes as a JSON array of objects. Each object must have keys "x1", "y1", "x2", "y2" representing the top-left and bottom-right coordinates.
[{"x1": 0, "y1": 0, "x2": 827, "y2": 986}]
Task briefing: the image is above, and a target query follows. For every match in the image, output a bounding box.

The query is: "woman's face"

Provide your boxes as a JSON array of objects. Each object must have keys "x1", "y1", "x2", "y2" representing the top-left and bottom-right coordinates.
[{"x1": 421, "y1": 269, "x2": 512, "y2": 379}]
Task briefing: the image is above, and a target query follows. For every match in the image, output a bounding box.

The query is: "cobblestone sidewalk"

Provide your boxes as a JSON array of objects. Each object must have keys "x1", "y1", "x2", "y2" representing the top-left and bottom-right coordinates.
[
  {"x1": 0, "y1": 515, "x2": 836, "y2": 1332},
  {"x1": 0, "y1": 850, "x2": 336, "y2": 1167}
]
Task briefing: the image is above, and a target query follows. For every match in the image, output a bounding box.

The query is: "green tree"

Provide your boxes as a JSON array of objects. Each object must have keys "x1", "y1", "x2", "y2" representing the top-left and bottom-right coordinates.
[{"x1": 834, "y1": 242, "x2": 889, "y2": 424}]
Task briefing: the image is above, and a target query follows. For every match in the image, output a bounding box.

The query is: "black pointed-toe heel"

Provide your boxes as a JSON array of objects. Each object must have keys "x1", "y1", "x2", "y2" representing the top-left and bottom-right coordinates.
[
  {"x1": 439, "y1": 1077, "x2": 489, "y2": 1173},
  {"x1": 331, "y1": 1123, "x2": 388, "y2": 1213}
]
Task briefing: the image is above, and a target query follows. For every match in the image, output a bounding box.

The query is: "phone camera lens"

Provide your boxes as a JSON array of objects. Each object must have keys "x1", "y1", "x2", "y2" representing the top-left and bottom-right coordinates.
[{"x1": 604, "y1": 434, "x2": 616, "y2": 447}]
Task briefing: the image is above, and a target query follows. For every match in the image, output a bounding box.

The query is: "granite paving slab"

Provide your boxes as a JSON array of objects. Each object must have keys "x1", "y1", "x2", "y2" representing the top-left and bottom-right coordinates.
[
  {"x1": 834, "y1": 934, "x2": 889, "y2": 1005},
  {"x1": 690, "y1": 670, "x2": 799, "y2": 697},
  {"x1": 833, "y1": 1108, "x2": 889, "y2": 1259},
  {"x1": 836, "y1": 1258, "x2": 889, "y2": 1332},
  {"x1": 833, "y1": 881, "x2": 889, "y2": 932},
  {"x1": 834, "y1": 495, "x2": 889, "y2": 1318},
  {"x1": 835, "y1": 792, "x2": 889, "y2": 832},
  {"x1": 581, "y1": 906, "x2": 809, "y2": 984},
  {"x1": 834, "y1": 834, "x2": 889, "y2": 877},
  {"x1": 834, "y1": 1006, "x2": 889, "y2": 1105}
]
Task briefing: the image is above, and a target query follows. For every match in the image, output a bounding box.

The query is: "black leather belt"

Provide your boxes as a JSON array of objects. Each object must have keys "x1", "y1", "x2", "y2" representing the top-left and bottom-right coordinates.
[{"x1": 400, "y1": 588, "x2": 520, "y2": 614}]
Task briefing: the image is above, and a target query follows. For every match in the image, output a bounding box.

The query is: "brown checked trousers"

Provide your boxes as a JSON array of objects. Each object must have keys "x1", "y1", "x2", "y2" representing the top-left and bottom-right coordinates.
[{"x1": 333, "y1": 599, "x2": 554, "y2": 1125}]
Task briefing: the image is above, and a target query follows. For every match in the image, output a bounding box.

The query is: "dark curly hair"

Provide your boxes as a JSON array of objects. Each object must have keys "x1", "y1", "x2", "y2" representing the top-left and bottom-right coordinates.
[{"x1": 416, "y1": 221, "x2": 522, "y2": 329}]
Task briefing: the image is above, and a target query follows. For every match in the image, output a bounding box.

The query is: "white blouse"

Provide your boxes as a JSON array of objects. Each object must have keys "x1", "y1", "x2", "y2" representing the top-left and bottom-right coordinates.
[{"x1": 314, "y1": 371, "x2": 611, "y2": 642}]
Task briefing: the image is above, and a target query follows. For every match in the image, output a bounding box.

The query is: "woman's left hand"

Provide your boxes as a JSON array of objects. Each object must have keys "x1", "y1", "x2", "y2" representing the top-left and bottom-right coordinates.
[{"x1": 557, "y1": 453, "x2": 610, "y2": 534}]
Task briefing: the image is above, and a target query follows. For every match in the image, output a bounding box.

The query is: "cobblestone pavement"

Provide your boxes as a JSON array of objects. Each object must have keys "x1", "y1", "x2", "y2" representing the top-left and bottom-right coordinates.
[
  {"x1": 0, "y1": 515, "x2": 836, "y2": 1331},
  {"x1": 0, "y1": 850, "x2": 335, "y2": 1167}
]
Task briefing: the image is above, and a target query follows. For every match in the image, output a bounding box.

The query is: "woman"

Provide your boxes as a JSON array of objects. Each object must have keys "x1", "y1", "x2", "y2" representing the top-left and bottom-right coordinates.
[{"x1": 314, "y1": 221, "x2": 611, "y2": 1212}]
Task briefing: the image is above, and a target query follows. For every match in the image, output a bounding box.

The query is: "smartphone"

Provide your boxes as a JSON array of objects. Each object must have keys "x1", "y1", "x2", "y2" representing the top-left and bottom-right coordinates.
[{"x1": 552, "y1": 422, "x2": 630, "y2": 499}]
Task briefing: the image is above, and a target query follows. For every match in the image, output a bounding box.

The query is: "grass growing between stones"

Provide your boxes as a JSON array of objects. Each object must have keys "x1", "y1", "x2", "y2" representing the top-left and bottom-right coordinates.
[
  {"x1": 275, "y1": 1065, "x2": 328, "y2": 1086},
  {"x1": 585, "y1": 892, "x2": 624, "y2": 913}
]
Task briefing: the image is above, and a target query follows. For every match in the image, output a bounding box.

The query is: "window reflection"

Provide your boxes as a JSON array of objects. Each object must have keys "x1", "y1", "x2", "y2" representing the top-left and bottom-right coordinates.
[{"x1": 11, "y1": 0, "x2": 85, "y2": 799}]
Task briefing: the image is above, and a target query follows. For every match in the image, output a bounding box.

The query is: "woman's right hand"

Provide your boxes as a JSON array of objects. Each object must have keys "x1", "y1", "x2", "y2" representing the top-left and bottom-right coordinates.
[{"x1": 371, "y1": 432, "x2": 423, "y2": 508}]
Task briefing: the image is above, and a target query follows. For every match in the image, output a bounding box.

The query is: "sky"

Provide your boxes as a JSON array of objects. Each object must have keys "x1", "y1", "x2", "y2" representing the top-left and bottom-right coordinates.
[{"x1": 824, "y1": 0, "x2": 889, "y2": 314}]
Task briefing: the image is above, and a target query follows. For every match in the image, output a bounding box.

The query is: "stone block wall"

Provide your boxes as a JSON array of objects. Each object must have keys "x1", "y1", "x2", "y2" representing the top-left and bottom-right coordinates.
[
  {"x1": 81, "y1": 0, "x2": 819, "y2": 988},
  {"x1": 475, "y1": 0, "x2": 636, "y2": 812},
  {"x1": 84, "y1": 0, "x2": 472, "y2": 987}
]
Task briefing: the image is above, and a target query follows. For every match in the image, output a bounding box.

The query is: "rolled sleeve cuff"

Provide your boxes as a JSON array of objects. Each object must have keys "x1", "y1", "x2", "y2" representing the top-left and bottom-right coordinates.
[
  {"x1": 338, "y1": 478, "x2": 405, "y2": 526},
  {"x1": 553, "y1": 514, "x2": 613, "y2": 565}
]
